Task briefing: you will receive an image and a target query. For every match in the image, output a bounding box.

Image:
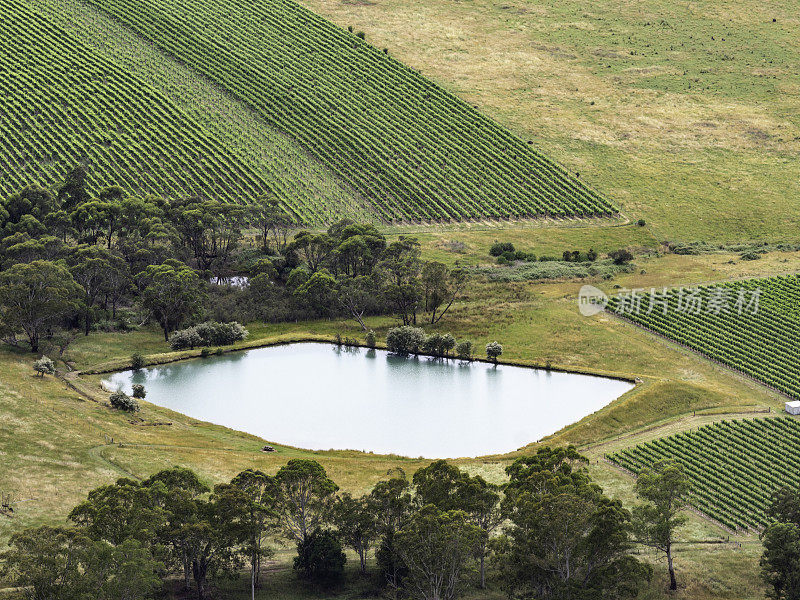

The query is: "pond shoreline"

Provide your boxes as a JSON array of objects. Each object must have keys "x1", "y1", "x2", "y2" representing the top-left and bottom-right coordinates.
[
  {"x1": 80, "y1": 334, "x2": 639, "y2": 386},
  {"x1": 102, "y1": 342, "x2": 635, "y2": 458}
]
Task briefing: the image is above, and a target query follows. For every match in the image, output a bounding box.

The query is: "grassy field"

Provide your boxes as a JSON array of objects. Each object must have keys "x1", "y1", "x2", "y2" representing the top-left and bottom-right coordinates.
[{"x1": 298, "y1": 0, "x2": 800, "y2": 241}]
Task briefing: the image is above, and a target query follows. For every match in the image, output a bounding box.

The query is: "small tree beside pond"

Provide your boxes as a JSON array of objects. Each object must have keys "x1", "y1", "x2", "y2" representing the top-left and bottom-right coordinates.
[
  {"x1": 455, "y1": 340, "x2": 473, "y2": 361},
  {"x1": 33, "y1": 355, "x2": 55, "y2": 377},
  {"x1": 485, "y1": 341, "x2": 503, "y2": 363},
  {"x1": 130, "y1": 352, "x2": 146, "y2": 370},
  {"x1": 109, "y1": 390, "x2": 139, "y2": 412},
  {"x1": 365, "y1": 330, "x2": 376, "y2": 348},
  {"x1": 386, "y1": 326, "x2": 426, "y2": 356}
]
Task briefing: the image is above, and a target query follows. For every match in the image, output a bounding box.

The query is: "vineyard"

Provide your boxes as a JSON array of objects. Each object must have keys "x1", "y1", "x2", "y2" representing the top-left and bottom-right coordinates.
[
  {"x1": 0, "y1": 0, "x2": 378, "y2": 224},
  {"x1": 76, "y1": 0, "x2": 616, "y2": 222},
  {"x1": 606, "y1": 274, "x2": 800, "y2": 399},
  {"x1": 607, "y1": 417, "x2": 800, "y2": 530}
]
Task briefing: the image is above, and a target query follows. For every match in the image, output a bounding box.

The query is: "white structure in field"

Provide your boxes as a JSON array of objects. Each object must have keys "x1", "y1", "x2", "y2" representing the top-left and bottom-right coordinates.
[{"x1": 785, "y1": 401, "x2": 800, "y2": 415}]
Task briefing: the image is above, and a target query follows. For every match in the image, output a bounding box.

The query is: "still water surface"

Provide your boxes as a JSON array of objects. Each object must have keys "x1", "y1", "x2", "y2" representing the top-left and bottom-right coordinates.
[{"x1": 104, "y1": 342, "x2": 633, "y2": 458}]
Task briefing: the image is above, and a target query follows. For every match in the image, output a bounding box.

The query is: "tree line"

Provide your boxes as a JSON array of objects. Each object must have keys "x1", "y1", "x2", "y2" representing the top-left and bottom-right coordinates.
[
  {"x1": 1, "y1": 449, "x2": 697, "y2": 600},
  {"x1": 0, "y1": 167, "x2": 467, "y2": 354}
]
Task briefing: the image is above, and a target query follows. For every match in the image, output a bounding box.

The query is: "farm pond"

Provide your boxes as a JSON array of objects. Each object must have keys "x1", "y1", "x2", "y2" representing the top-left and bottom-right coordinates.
[{"x1": 103, "y1": 342, "x2": 633, "y2": 458}]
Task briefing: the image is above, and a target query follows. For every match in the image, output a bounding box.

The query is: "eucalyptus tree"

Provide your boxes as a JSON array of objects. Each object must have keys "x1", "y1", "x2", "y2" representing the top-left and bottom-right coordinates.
[
  {"x1": 0, "y1": 260, "x2": 83, "y2": 352},
  {"x1": 631, "y1": 459, "x2": 690, "y2": 591},
  {"x1": 274, "y1": 459, "x2": 339, "y2": 546}
]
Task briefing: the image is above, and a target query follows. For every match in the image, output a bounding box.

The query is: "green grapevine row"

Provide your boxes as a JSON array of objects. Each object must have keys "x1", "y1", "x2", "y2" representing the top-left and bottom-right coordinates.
[
  {"x1": 81, "y1": 0, "x2": 616, "y2": 222},
  {"x1": 0, "y1": 0, "x2": 363, "y2": 224},
  {"x1": 607, "y1": 418, "x2": 800, "y2": 530},
  {"x1": 606, "y1": 275, "x2": 800, "y2": 399}
]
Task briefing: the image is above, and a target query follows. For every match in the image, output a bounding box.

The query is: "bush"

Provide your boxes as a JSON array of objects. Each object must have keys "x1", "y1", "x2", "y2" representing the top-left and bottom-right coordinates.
[
  {"x1": 489, "y1": 241, "x2": 515, "y2": 257},
  {"x1": 486, "y1": 341, "x2": 503, "y2": 363},
  {"x1": 608, "y1": 249, "x2": 634, "y2": 265},
  {"x1": 130, "y1": 353, "x2": 145, "y2": 371},
  {"x1": 109, "y1": 391, "x2": 139, "y2": 412},
  {"x1": 587, "y1": 248, "x2": 598, "y2": 261},
  {"x1": 441, "y1": 333, "x2": 456, "y2": 356},
  {"x1": 386, "y1": 326, "x2": 426, "y2": 356},
  {"x1": 131, "y1": 383, "x2": 146, "y2": 399},
  {"x1": 456, "y1": 340, "x2": 473, "y2": 361},
  {"x1": 169, "y1": 327, "x2": 202, "y2": 350},
  {"x1": 637, "y1": 219, "x2": 646, "y2": 227},
  {"x1": 741, "y1": 251, "x2": 762, "y2": 261},
  {"x1": 365, "y1": 330, "x2": 376, "y2": 348},
  {"x1": 293, "y1": 530, "x2": 346, "y2": 586},
  {"x1": 501, "y1": 250, "x2": 516, "y2": 262},
  {"x1": 169, "y1": 321, "x2": 249, "y2": 350},
  {"x1": 200, "y1": 348, "x2": 211, "y2": 358},
  {"x1": 33, "y1": 355, "x2": 55, "y2": 377}
]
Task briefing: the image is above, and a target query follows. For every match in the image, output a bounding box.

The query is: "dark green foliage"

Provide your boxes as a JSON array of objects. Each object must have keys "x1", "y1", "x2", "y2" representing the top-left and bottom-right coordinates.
[
  {"x1": 608, "y1": 248, "x2": 634, "y2": 264},
  {"x1": 498, "y1": 446, "x2": 651, "y2": 599},
  {"x1": 109, "y1": 390, "x2": 139, "y2": 412},
  {"x1": 130, "y1": 352, "x2": 146, "y2": 370},
  {"x1": 490, "y1": 242, "x2": 516, "y2": 257},
  {"x1": 131, "y1": 383, "x2": 146, "y2": 399},
  {"x1": 386, "y1": 325, "x2": 426, "y2": 356},
  {"x1": 293, "y1": 530, "x2": 346, "y2": 586}
]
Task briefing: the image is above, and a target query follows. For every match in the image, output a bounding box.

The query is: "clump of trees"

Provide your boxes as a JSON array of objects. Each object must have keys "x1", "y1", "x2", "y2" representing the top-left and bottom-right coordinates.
[
  {"x1": 169, "y1": 321, "x2": 249, "y2": 350},
  {"x1": 0, "y1": 449, "x2": 672, "y2": 599},
  {"x1": 0, "y1": 169, "x2": 470, "y2": 356},
  {"x1": 386, "y1": 326, "x2": 475, "y2": 360}
]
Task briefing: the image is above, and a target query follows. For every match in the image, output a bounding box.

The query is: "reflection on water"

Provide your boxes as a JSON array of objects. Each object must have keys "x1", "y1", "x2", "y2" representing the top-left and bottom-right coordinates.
[{"x1": 105, "y1": 342, "x2": 633, "y2": 458}]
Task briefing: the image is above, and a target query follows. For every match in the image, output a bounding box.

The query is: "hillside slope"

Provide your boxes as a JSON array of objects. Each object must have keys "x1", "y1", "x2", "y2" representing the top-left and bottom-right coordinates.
[
  {"x1": 2, "y1": 0, "x2": 373, "y2": 224},
  {"x1": 78, "y1": 0, "x2": 615, "y2": 221},
  {"x1": 296, "y1": 0, "x2": 800, "y2": 240}
]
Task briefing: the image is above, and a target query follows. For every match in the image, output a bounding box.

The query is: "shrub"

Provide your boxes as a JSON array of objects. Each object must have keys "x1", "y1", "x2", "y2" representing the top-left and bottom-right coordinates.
[
  {"x1": 587, "y1": 248, "x2": 598, "y2": 262},
  {"x1": 130, "y1": 353, "x2": 145, "y2": 370},
  {"x1": 608, "y1": 249, "x2": 634, "y2": 265},
  {"x1": 194, "y1": 321, "x2": 248, "y2": 346},
  {"x1": 501, "y1": 250, "x2": 516, "y2": 262},
  {"x1": 169, "y1": 321, "x2": 248, "y2": 350},
  {"x1": 33, "y1": 355, "x2": 55, "y2": 377},
  {"x1": 109, "y1": 390, "x2": 139, "y2": 412},
  {"x1": 514, "y1": 250, "x2": 528, "y2": 261},
  {"x1": 169, "y1": 328, "x2": 202, "y2": 350},
  {"x1": 489, "y1": 241, "x2": 515, "y2": 257},
  {"x1": 386, "y1": 326, "x2": 426, "y2": 356},
  {"x1": 486, "y1": 341, "x2": 503, "y2": 363},
  {"x1": 637, "y1": 219, "x2": 646, "y2": 227},
  {"x1": 131, "y1": 384, "x2": 146, "y2": 399},
  {"x1": 563, "y1": 250, "x2": 573, "y2": 262},
  {"x1": 741, "y1": 251, "x2": 762, "y2": 261},
  {"x1": 365, "y1": 330, "x2": 376, "y2": 348},
  {"x1": 421, "y1": 333, "x2": 443, "y2": 356},
  {"x1": 293, "y1": 530, "x2": 346, "y2": 586},
  {"x1": 200, "y1": 348, "x2": 211, "y2": 358},
  {"x1": 441, "y1": 333, "x2": 456, "y2": 356},
  {"x1": 456, "y1": 340, "x2": 473, "y2": 361}
]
